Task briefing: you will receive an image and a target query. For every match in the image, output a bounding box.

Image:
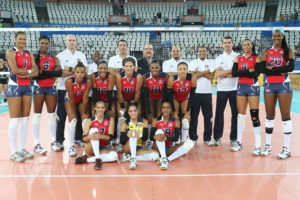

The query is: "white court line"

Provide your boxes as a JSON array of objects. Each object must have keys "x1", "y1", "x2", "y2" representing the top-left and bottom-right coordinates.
[{"x1": 1, "y1": 172, "x2": 300, "y2": 178}]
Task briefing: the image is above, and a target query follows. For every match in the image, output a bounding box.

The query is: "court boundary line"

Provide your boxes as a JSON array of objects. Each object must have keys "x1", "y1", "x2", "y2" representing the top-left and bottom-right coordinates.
[{"x1": 1, "y1": 172, "x2": 300, "y2": 178}]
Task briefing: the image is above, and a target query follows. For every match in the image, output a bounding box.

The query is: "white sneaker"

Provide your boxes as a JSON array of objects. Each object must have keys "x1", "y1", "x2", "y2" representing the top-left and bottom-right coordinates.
[
  {"x1": 129, "y1": 157, "x2": 137, "y2": 170},
  {"x1": 56, "y1": 142, "x2": 64, "y2": 150},
  {"x1": 51, "y1": 141, "x2": 62, "y2": 152},
  {"x1": 75, "y1": 140, "x2": 86, "y2": 147},
  {"x1": 231, "y1": 142, "x2": 242, "y2": 152},
  {"x1": 10, "y1": 152, "x2": 25, "y2": 163},
  {"x1": 277, "y1": 146, "x2": 291, "y2": 159},
  {"x1": 261, "y1": 144, "x2": 272, "y2": 156},
  {"x1": 214, "y1": 139, "x2": 221, "y2": 146},
  {"x1": 19, "y1": 149, "x2": 34, "y2": 159},
  {"x1": 33, "y1": 144, "x2": 47, "y2": 155},
  {"x1": 204, "y1": 141, "x2": 214, "y2": 146},
  {"x1": 115, "y1": 144, "x2": 123, "y2": 152},
  {"x1": 120, "y1": 153, "x2": 131, "y2": 162},
  {"x1": 160, "y1": 157, "x2": 169, "y2": 170},
  {"x1": 106, "y1": 141, "x2": 114, "y2": 150},
  {"x1": 252, "y1": 146, "x2": 261, "y2": 156},
  {"x1": 69, "y1": 146, "x2": 77, "y2": 157}
]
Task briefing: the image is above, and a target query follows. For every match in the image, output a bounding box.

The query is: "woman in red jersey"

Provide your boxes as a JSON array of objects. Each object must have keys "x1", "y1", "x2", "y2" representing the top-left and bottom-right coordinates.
[
  {"x1": 260, "y1": 28, "x2": 295, "y2": 159},
  {"x1": 32, "y1": 36, "x2": 62, "y2": 154},
  {"x1": 167, "y1": 62, "x2": 197, "y2": 142},
  {"x1": 65, "y1": 62, "x2": 92, "y2": 157},
  {"x1": 232, "y1": 39, "x2": 261, "y2": 155},
  {"x1": 6, "y1": 31, "x2": 38, "y2": 162},
  {"x1": 75, "y1": 101, "x2": 118, "y2": 170}
]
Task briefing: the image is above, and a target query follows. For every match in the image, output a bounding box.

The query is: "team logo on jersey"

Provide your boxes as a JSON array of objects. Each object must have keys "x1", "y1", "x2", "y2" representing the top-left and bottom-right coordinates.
[
  {"x1": 205, "y1": 65, "x2": 209, "y2": 69},
  {"x1": 48, "y1": 56, "x2": 52, "y2": 60},
  {"x1": 158, "y1": 80, "x2": 163, "y2": 84},
  {"x1": 130, "y1": 80, "x2": 135, "y2": 84},
  {"x1": 185, "y1": 82, "x2": 190, "y2": 87},
  {"x1": 168, "y1": 123, "x2": 173, "y2": 127},
  {"x1": 104, "y1": 121, "x2": 109, "y2": 126},
  {"x1": 81, "y1": 85, "x2": 86, "y2": 89},
  {"x1": 122, "y1": 80, "x2": 126, "y2": 84},
  {"x1": 149, "y1": 81, "x2": 153, "y2": 84},
  {"x1": 249, "y1": 57, "x2": 254, "y2": 61},
  {"x1": 25, "y1": 54, "x2": 29, "y2": 57},
  {"x1": 17, "y1": 54, "x2": 21, "y2": 57},
  {"x1": 280, "y1": 50, "x2": 284, "y2": 54},
  {"x1": 138, "y1": 123, "x2": 143, "y2": 128},
  {"x1": 269, "y1": 51, "x2": 274, "y2": 55}
]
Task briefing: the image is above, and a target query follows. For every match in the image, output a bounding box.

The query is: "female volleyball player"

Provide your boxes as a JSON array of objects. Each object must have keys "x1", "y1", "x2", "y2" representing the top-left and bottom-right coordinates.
[
  {"x1": 65, "y1": 61, "x2": 92, "y2": 157},
  {"x1": 261, "y1": 28, "x2": 295, "y2": 159},
  {"x1": 32, "y1": 36, "x2": 62, "y2": 154},
  {"x1": 120, "y1": 103, "x2": 159, "y2": 170},
  {"x1": 231, "y1": 39, "x2": 261, "y2": 155},
  {"x1": 0, "y1": 59, "x2": 8, "y2": 106},
  {"x1": 167, "y1": 62, "x2": 196, "y2": 142},
  {"x1": 75, "y1": 101, "x2": 118, "y2": 170},
  {"x1": 91, "y1": 60, "x2": 115, "y2": 117},
  {"x1": 150, "y1": 101, "x2": 195, "y2": 170},
  {"x1": 6, "y1": 31, "x2": 38, "y2": 162}
]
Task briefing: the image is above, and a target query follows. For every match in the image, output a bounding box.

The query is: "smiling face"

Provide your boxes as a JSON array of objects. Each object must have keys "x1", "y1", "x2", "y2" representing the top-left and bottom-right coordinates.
[
  {"x1": 118, "y1": 41, "x2": 128, "y2": 55},
  {"x1": 74, "y1": 66, "x2": 85, "y2": 83},
  {"x1": 123, "y1": 60, "x2": 135, "y2": 76},
  {"x1": 171, "y1": 46, "x2": 181, "y2": 60},
  {"x1": 128, "y1": 105, "x2": 138, "y2": 119},
  {"x1": 272, "y1": 30, "x2": 284, "y2": 47},
  {"x1": 94, "y1": 101, "x2": 106, "y2": 116},
  {"x1": 39, "y1": 38, "x2": 50, "y2": 54},
  {"x1": 161, "y1": 102, "x2": 171, "y2": 117},
  {"x1": 222, "y1": 38, "x2": 233, "y2": 52},
  {"x1": 93, "y1": 50, "x2": 101, "y2": 64},
  {"x1": 198, "y1": 47, "x2": 207, "y2": 60},
  {"x1": 150, "y1": 62, "x2": 160, "y2": 77},
  {"x1": 15, "y1": 33, "x2": 27, "y2": 49},
  {"x1": 143, "y1": 44, "x2": 154, "y2": 59},
  {"x1": 66, "y1": 35, "x2": 76, "y2": 50},
  {"x1": 242, "y1": 40, "x2": 253, "y2": 54},
  {"x1": 98, "y1": 63, "x2": 108, "y2": 79},
  {"x1": 177, "y1": 63, "x2": 188, "y2": 77}
]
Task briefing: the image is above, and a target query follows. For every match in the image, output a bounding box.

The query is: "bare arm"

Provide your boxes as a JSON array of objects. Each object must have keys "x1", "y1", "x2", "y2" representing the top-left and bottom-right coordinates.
[
  {"x1": 116, "y1": 73, "x2": 124, "y2": 103},
  {"x1": 6, "y1": 49, "x2": 28, "y2": 76},
  {"x1": 215, "y1": 67, "x2": 232, "y2": 78},
  {"x1": 134, "y1": 74, "x2": 143, "y2": 102}
]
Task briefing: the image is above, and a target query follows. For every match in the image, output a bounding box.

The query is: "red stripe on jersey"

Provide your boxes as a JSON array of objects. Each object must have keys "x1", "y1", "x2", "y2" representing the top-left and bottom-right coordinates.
[
  {"x1": 90, "y1": 115, "x2": 110, "y2": 147},
  {"x1": 266, "y1": 48, "x2": 286, "y2": 83},
  {"x1": 146, "y1": 72, "x2": 166, "y2": 100},
  {"x1": 173, "y1": 73, "x2": 192, "y2": 101},
  {"x1": 120, "y1": 71, "x2": 137, "y2": 101},
  {"x1": 238, "y1": 55, "x2": 257, "y2": 85},
  {"x1": 156, "y1": 117, "x2": 176, "y2": 147},
  {"x1": 38, "y1": 54, "x2": 56, "y2": 87},
  {"x1": 15, "y1": 49, "x2": 32, "y2": 86},
  {"x1": 95, "y1": 72, "x2": 109, "y2": 102},
  {"x1": 72, "y1": 77, "x2": 87, "y2": 104}
]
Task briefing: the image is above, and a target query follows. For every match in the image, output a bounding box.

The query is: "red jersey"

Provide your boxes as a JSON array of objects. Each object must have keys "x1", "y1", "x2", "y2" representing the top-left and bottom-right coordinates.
[
  {"x1": 72, "y1": 77, "x2": 87, "y2": 104},
  {"x1": 156, "y1": 116, "x2": 176, "y2": 147},
  {"x1": 90, "y1": 115, "x2": 110, "y2": 147},
  {"x1": 37, "y1": 54, "x2": 56, "y2": 87},
  {"x1": 145, "y1": 72, "x2": 166, "y2": 100},
  {"x1": 9, "y1": 47, "x2": 32, "y2": 86},
  {"x1": 95, "y1": 72, "x2": 109, "y2": 102},
  {"x1": 238, "y1": 55, "x2": 258, "y2": 85},
  {"x1": 266, "y1": 48, "x2": 288, "y2": 83},
  {"x1": 173, "y1": 73, "x2": 192, "y2": 101},
  {"x1": 120, "y1": 71, "x2": 137, "y2": 101}
]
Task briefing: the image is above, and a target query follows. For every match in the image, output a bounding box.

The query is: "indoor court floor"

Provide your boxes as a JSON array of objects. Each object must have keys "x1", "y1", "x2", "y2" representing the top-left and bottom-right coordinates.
[{"x1": 0, "y1": 90, "x2": 300, "y2": 200}]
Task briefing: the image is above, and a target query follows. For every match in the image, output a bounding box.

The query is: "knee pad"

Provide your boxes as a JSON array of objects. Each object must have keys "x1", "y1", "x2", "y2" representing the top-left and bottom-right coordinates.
[
  {"x1": 32, "y1": 113, "x2": 41, "y2": 125},
  {"x1": 237, "y1": 114, "x2": 246, "y2": 124},
  {"x1": 183, "y1": 139, "x2": 195, "y2": 151},
  {"x1": 250, "y1": 109, "x2": 260, "y2": 127},
  {"x1": 82, "y1": 118, "x2": 87, "y2": 130},
  {"x1": 89, "y1": 127, "x2": 98, "y2": 135},
  {"x1": 155, "y1": 129, "x2": 164, "y2": 135},
  {"x1": 182, "y1": 118, "x2": 189, "y2": 129},
  {"x1": 47, "y1": 112, "x2": 57, "y2": 124},
  {"x1": 69, "y1": 118, "x2": 77, "y2": 128},
  {"x1": 283, "y1": 119, "x2": 292, "y2": 134},
  {"x1": 265, "y1": 119, "x2": 274, "y2": 134}
]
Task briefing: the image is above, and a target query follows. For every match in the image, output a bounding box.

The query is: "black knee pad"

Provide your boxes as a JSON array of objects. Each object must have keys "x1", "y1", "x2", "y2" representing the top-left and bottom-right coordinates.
[{"x1": 250, "y1": 109, "x2": 260, "y2": 127}]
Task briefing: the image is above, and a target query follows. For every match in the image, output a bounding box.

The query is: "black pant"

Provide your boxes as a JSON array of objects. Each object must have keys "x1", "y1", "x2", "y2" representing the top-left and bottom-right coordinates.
[
  {"x1": 189, "y1": 93, "x2": 213, "y2": 142},
  {"x1": 56, "y1": 90, "x2": 83, "y2": 144},
  {"x1": 213, "y1": 90, "x2": 237, "y2": 141}
]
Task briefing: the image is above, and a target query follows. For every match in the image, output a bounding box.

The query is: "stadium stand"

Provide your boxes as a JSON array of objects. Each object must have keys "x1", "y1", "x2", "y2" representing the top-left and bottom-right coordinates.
[{"x1": 276, "y1": 0, "x2": 300, "y2": 21}]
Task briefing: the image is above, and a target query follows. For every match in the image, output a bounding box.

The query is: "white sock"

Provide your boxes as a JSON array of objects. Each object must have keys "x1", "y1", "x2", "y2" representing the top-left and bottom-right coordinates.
[
  {"x1": 8, "y1": 118, "x2": 20, "y2": 153},
  {"x1": 129, "y1": 137, "x2": 137, "y2": 158},
  {"x1": 32, "y1": 113, "x2": 41, "y2": 146},
  {"x1": 284, "y1": 134, "x2": 291, "y2": 148},
  {"x1": 254, "y1": 126, "x2": 261, "y2": 147},
  {"x1": 156, "y1": 140, "x2": 166, "y2": 158},
  {"x1": 19, "y1": 117, "x2": 29, "y2": 150},
  {"x1": 91, "y1": 140, "x2": 101, "y2": 158},
  {"x1": 117, "y1": 117, "x2": 125, "y2": 144},
  {"x1": 82, "y1": 118, "x2": 87, "y2": 131},
  {"x1": 136, "y1": 151, "x2": 159, "y2": 161},
  {"x1": 168, "y1": 145, "x2": 189, "y2": 162},
  {"x1": 68, "y1": 124, "x2": 75, "y2": 147},
  {"x1": 265, "y1": 134, "x2": 272, "y2": 146},
  {"x1": 181, "y1": 128, "x2": 189, "y2": 142},
  {"x1": 100, "y1": 151, "x2": 118, "y2": 162},
  {"x1": 47, "y1": 113, "x2": 57, "y2": 142},
  {"x1": 87, "y1": 157, "x2": 96, "y2": 163},
  {"x1": 148, "y1": 124, "x2": 151, "y2": 140},
  {"x1": 237, "y1": 119, "x2": 245, "y2": 144}
]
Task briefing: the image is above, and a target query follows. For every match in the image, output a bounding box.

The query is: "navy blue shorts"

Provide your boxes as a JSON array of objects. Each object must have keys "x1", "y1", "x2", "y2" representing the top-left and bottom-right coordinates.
[
  {"x1": 264, "y1": 82, "x2": 292, "y2": 95},
  {"x1": 33, "y1": 86, "x2": 57, "y2": 96},
  {"x1": 166, "y1": 146, "x2": 171, "y2": 155},
  {"x1": 6, "y1": 85, "x2": 32, "y2": 97},
  {"x1": 237, "y1": 84, "x2": 260, "y2": 97}
]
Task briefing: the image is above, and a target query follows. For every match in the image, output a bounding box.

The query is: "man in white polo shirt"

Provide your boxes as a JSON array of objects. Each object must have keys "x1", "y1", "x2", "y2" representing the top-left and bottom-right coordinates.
[
  {"x1": 213, "y1": 36, "x2": 239, "y2": 147},
  {"x1": 189, "y1": 47, "x2": 215, "y2": 145},
  {"x1": 162, "y1": 46, "x2": 187, "y2": 76},
  {"x1": 56, "y1": 34, "x2": 88, "y2": 156}
]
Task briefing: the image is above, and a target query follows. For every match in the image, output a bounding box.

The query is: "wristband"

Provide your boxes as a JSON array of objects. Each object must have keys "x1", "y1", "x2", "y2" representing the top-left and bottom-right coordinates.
[{"x1": 120, "y1": 103, "x2": 125, "y2": 109}]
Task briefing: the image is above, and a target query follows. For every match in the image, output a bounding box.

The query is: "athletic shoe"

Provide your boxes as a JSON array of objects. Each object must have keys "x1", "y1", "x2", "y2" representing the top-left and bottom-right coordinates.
[
  {"x1": 111, "y1": 139, "x2": 117, "y2": 145},
  {"x1": 106, "y1": 141, "x2": 114, "y2": 150},
  {"x1": 146, "y1": 140, "x2": 153, "y2": 150},
  {"x1": 10, "y1": 152, "x2": 25, "y2": 163},
  {"x1": 129, "y1": 157, "x2": 137, "y2": 170},
  {"x1": 160, "y1": 157, "x2": 169, "y2": 170},
  {"x1": 252, "y1": 146, "x2": 261, "y2": 156},
  {"x1": 19, "y1": 149, "x2": 34, "y2": 159},
  {"x1": 94, "y1": 158, "x2": 103, "y2": 170},
  {"x1": 75, "y1": 140, "x2": 85, "y2": 147},
  {"x1": 214, "y1": 139, "x2": 221, "y2": 146},
  {"x1": 69, "y1": 146, "x2": 77, "y2": 157},
  {"x1": 51, "y1": 141, "x2": 61, "y2": 152},
  {"x1": 56, "y1": 142, "x2": 64, "y2": 150},
  {"x1": 33, "y1": 144, "x2": 47, "y2": 155},
  {"x1": 157, "y1": 157, "x2": 162, "y2": 165},
  {"x1": 120, "y1": 153, "x2": 131, "y2": 162},
  {"x1": 204, "y1": 141, "x2": 214, "y2": 146},
  {"x1": 75, "y1": 155, "x2": 88, "y2": 164},
  {"x1": 261, "y1": 144, "x2": 272, "y2": 156},
  {"x1": 115, "y1": 144, "x2": 123, "y2": 152},
  {"x1": 231, "y1": 141, "x2": 242, "y2": 152},
  {"x1": 277, "y1": 146, "x2": 291, "y2": 159}
]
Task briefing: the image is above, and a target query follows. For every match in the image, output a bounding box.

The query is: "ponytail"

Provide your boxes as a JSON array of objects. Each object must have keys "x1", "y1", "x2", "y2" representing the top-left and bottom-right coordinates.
[{"x1": 282, "y1": 36, "x2": 289, "y2": 61}]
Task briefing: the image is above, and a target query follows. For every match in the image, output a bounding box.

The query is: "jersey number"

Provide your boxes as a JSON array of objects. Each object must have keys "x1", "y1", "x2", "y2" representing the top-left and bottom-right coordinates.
[
  {"x1": 23, "y1": 59, "x2": 28, "y2": 69},
  {"x1": 177, "y1": 88, "x2": 187, "y2": 94},
  {"x1": 124, "y1": 87, "x2": 134, "y2": 93},
  {"x1": 162, "y1": 128, "x2": 172, "y2": 137},
  {"x1": 43, "y1": 61, "x2": 50, "y2": 70},
  {"x1": 98, "y1": 128, "x2": 105, "y2": 135},
  {"x1": 269, "y1": 56, "x2": 283, "y2": 67},
  {"x1": 98, "y1": 87, "x2": 107, "y2": 93},
  {"x1": 241, "y1": 63, "x2": 248, "y2": 70},
  {"x1": 151, "y1": 86, "x2": 161, "y2": 93}
]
